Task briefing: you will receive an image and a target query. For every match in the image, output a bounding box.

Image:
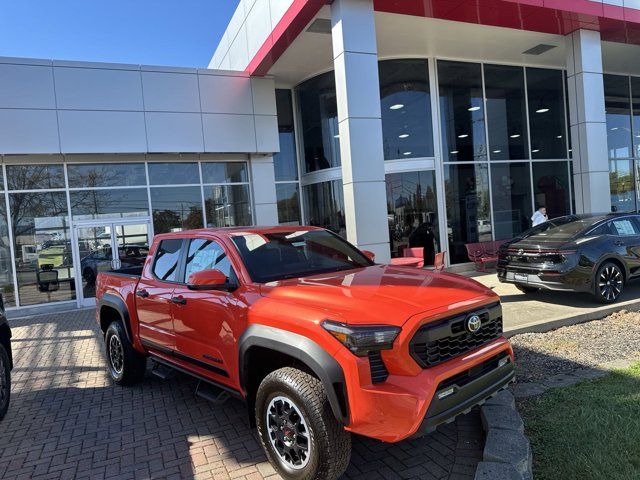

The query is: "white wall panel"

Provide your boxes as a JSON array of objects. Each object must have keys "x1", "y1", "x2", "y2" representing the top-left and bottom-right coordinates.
[
  {"x1": 145, "y1": 112, "x2": 204, "y2": 152},
  {"x1": 142, "y1": 72, "x2": 200, "y2": 112},
  {"x1": 0, "y1": 109, "x2": 60, "y2": 153},
  {"x1": 228, "y1": 28, "x2": 250, "y2": 71},
  {"x1": 58, "y1": 110, "x2": 147, "y2": 153},
  {"x1": 269, "y1": 0, "x2": 294, "y2": 28},
  {"x1": 251, "y1": 77, "x2": 277, "y2": 115},
  {"x1": 0, "y1": 64, "x2": 56, "y2": 109},
  {"x1": 202, "y1": 114, "x2": 256, "y2": 152},
  {"x1": 255, "y1": 115, "x2": 279, "y2": 153},
  {"x1": 199, "y1": 74, "x2": 253, "y2": 114},
  {"x1": 246, "y1": 0, "x2": 272, "y2": 60},
  {"x1": 54, "y1": 67, "x2": 144, "y2": 110}
]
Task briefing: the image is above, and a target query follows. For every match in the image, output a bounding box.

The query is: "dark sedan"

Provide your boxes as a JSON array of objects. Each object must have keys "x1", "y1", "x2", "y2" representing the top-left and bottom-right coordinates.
[{"x1": 497, "y1": 213, "x2": 640, "y2": 304}]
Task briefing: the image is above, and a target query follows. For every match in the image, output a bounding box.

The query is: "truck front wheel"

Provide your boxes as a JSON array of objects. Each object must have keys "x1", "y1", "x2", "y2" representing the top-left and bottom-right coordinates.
[
  {"x1": 255, "y1": 367, "x2": 351, "y2": 480},
  {"x1": 105, "y1": 321, "x2": 146, "y2": 386}
]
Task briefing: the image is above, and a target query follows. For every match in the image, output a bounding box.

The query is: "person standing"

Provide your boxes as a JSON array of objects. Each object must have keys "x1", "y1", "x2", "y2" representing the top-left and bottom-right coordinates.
[{"x1": 531, "y1": 206, "x2": 548, "y2": 227}]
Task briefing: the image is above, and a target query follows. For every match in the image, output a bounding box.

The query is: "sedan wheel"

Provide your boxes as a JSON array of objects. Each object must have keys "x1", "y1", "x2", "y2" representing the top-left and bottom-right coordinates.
[{"x1": 595, "y1": 262, "x2": 624, "y2": 304}]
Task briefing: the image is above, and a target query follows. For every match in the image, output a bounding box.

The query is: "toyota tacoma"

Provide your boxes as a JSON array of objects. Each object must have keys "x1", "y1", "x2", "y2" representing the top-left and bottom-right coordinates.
[{"x1": 96, "y1": 226, "x2": 514, "y2": 480}]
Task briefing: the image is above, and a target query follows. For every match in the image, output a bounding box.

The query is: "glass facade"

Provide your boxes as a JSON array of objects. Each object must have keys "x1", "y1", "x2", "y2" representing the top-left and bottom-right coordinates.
[
  {"x1": 0, "y1": 158, "x2": 252, "y2": 309},
  {"x1": 275, "y1": 89, "x2": 302, "y2": 225},
  {"x1": 303, "y1": 180, "x2": 346, "y2": 237}
]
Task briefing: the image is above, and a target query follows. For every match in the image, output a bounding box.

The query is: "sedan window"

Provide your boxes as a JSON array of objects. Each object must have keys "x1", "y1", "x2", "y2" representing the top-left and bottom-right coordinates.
[{"x1": 611, "y1": 219, "x2": 640, "y2": 236}]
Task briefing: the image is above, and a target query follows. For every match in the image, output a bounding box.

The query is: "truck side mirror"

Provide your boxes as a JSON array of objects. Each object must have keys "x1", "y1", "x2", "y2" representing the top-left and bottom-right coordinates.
[
  {"x1": 187, "y1": 269, "x2": 229, "y2": 291},
  {"x1": 362, "y1": 250, "x2": 375, "y2": 262}
]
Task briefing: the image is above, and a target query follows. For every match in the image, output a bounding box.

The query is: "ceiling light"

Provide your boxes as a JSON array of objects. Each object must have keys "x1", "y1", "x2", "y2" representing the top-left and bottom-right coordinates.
[
  {"x1": 536, "y1": 108, "x2": 550, "y2": 113},
  {"x1": 398, "y1": 134, "x2": 410, "y2": 139},
  {"x1": 493, "y1": 150, "x2": 501, "y2": 153},
  {"x1": 450, "y1": 150, "x2": 459, "y2": 154},
  {"x1": 468, "y1": 106, "x2": 481, "y2": 112},
  {"x1": 403, "y1": 151, "x2": 412, "y2": 156},
  {"x1": 532, "y1": 149, "x2": 540, "y2": 153},
  {"x1": 556, "y1": 135, "x2": 563, "y2": 138},
  {"x1": 334, "y1": 134, "x2": 340, "y2": 138},
  {"x1": 611, "y1": 127, "x2": 619, "y2": 131},
  {"x1": 510, "y1": 134, "x2": 520, "y2": 138},
  {"x1": 458, "y1": 134, "x2": 469, "y2": 138},
  {"x1": 390, "y1": 104, "x2": 404, "y2": 110}
]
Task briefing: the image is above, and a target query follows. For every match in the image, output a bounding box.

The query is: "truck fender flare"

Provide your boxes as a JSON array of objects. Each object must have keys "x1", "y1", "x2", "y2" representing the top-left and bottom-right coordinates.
[
  {"x1": 98, "y1": 293, "x2": 133, "y2": 343},
  {"x1": 239, "y1": 324, "x2": 349, "y2": 425}
]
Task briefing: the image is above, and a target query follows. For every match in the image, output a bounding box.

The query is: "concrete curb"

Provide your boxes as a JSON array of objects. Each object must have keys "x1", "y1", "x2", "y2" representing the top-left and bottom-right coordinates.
[{"x1": 474, "y1": 390, "x2": 533, "y2": 480}]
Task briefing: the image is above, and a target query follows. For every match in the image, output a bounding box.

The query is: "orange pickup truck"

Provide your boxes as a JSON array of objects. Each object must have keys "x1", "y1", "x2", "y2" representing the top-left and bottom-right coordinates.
[{"x1": 96, "y1": 226, "x2": 514, "y2": 480}]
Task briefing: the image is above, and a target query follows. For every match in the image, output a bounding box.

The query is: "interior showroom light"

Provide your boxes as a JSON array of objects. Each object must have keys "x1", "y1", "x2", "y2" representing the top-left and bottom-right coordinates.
[
  {"x1": 458, "y1": 134, "x2": 469, "y2": 138},
  {"x1": 390, "y1": 104, "x2": 404, "y2": 110},
  {"x1": 468, "y1": 106, "x2": 480, "y2": 111},
  {"x1": 493, "y1": 150, "x2": 501, "y2": 153},
  {"x1": 536, "y1": 108, "x2": 550, "y2": 113},
  {"x1": 403, "y1": 151, "x2": 412, "y2": 155},
  {"x1": 532, "y1": 149, "x2": 540, "y2": 153},
  {"x1": 510, "y1": 134, "x2": 520, "y2": 138},
  {"x1": 450, "y1": 150, "x2": 459, "y2": 154},
  {"x1": 398, "y1": 134, "x2": 410, "y2": 139}
]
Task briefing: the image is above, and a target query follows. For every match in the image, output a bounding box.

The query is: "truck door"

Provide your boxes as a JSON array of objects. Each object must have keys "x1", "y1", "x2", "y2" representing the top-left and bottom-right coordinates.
[
  {"x1": 171, "y1": 237, "x2": 241, "y2": 385},
  {"x1": 136, "y1": 238, "x2": 184, "y2": 352}
]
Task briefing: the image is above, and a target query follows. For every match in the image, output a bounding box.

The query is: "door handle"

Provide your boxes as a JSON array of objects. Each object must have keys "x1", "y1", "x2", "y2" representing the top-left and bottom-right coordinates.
[
  {"x1": 136, "y1": 289, "x2": 149, "y2": 298},
  {"x1": 614, "y1": 240, "x2": 625, "y2": 247},
  {"x1": 171, "y1": 296, "x2": 187, "y2": 306}
]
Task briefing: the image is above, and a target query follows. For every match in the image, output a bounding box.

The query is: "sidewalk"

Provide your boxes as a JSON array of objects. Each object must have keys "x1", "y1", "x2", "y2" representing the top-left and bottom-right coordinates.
[{"x1": 468, "y1": 271, "x2": 640, "y2": 336}]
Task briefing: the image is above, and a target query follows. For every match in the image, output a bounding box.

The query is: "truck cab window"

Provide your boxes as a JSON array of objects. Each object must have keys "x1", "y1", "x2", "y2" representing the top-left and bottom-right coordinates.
[
  {"x1": 153, "y1": 239, "x2": 183, "y2": 281},
  {"x1": 184, "y1": 238, "x2": 231, "y2": 281}
]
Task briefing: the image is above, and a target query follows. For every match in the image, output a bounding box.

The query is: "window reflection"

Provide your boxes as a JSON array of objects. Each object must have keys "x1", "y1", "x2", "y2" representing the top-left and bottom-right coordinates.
[
  {"x1": 379, "y1": 60, "x2": 433, "y2": 160},
  {"x1": 385, "y1": 171, "x2": 439, "y2": 259},
  {"x1": 445, "y1": 164, "x2": 492, "y2": 264},
  {"x1": 438, "y1": 61, "x2": 487, "y2": 162},
  {"x1": 201, "y1": 162, "x2": 248, "y2": 184},
  {"x1": 150, "y1": 186, "x2": 203, "y2": 233},
  {"x1": 490, "y1": 163, "x2": 532, "y2": 240},
  {"x1": 533, "y1": 162, "x2": 571, "y2": 219},
  {"x1": 7, "y1": 164, "x2": 65, "y2": 190},
  {"x1": 204, "y1": 184, "x2": 251, "y2": 228},
  {"x1": 0, "y1": 202, "x2": 14, "y2": 307},
  {"x1": 276, "y1": 183, "x2": 301, "y2": 226},
  {"x1": 526, "y1": 68, "x2": 567, "y2": 159},
  {"x1": 631, "y1": 77, "x2": 640, "y2": 158},
  {"x1": 67, "y1": 163, "x2": 146, "y2": 188},
  {"x1": 10, "y1": 192, "x2": 74, "y2": 305},
  {"x1": 70, "y1": 188, "x2": 149, "y2": 220},
  {"x1": 296, "y1": 72, "x2": 341, "y2": 173},
  {"x1": 303, "y1": 180, "x2": 346, "y2": 237},
  {"x1": 485, "y1": 65, "x2": 529, "y2": 160},
  {"x1": 148, "y1": 162, "x2": 200, "y2": 185},
  {"x1": 604, "y1": 75, "x2": 632, "y2": 159},
  {"x1": 610, "y1": 159, "x2": 635, "y2": 212},
  {"x1": 275, "y1": 90, "x2": 299, "y2": 181}
]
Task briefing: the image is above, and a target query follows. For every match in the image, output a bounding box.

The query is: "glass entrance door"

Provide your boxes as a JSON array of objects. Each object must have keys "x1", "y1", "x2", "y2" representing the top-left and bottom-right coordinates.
[{"x1": 74, "y1": 220, "x2": 150, "y2": 306}]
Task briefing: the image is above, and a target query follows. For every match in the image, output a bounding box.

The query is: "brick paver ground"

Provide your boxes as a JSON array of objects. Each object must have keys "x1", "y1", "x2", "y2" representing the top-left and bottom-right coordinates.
[{"x1": 0, "y1": 309, "x2": 484, "y2": 480}]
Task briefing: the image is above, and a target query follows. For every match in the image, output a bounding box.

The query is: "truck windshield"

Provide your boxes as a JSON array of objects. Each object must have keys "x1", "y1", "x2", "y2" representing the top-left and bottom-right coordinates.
[{"x1": 230, "y1": 230, "x2": 374, "y2": 283}]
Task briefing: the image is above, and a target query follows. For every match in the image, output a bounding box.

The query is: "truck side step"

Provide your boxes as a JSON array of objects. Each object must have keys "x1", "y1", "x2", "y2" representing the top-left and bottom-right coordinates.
[
  {"x1": 195, "y1": 380, "x2": 231, "y2": 406},
  {"x1": 150, "y1": 362, "x2": 175, "y2": 381}
]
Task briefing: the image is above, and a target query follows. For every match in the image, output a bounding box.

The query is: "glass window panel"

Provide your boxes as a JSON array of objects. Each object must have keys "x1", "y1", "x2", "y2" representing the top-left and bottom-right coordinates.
[
  {"x1": 533, "y1": 162, "x2": 571, "y2": 219},
  {"x1": 153, "y1": 239, "x2": 183, "y2": 282},
  {"x1": 67, "y1": 163, "x2": 146, "y2": 188},
  {"x1": 526, "y1": 68, "x2": 567, "y2": 159},
  {"x1": 274, "y1": 90, "x2": 299, "y2": 181},
  {"x1": 150, "y1": 186, "x2": 203, "y2": 234},
  {"x1": 490, "y1": 163, "x2": 532, "y2": 240},
  {"x1": 484, "y1": 65, "x2": 529, "y2": 160},
  {"x1": 9, "y1": 192, "x2": 73, "y2": 305},
  {"x1": 296, "y1": 71, "x2": 341, "y2": 173},
  {"x1": 276, "y1": 183, "x2": 301, "y2": 226},
  {"x1": 200, "y1": 162, "x2": 248, "y2": 184},
  {"x1": 609, "y1": 159, "x2": 635, "y2": 212},
  {"x1": 303, "y1": 180, "x2": 346, "y2": 237},
  {"x1": 70, "y1": 188, "x2": 149, "y2": 220},
  {"x1": 438, "y1": 61, "x2": 487, "y2": 162},
  {"x1": 0, "y1": 202, "x2": 14, "y2": 306},
  {"x1": 148, "y1": 162, "x2": 199, "y2": 185},
  {"x1": 7, "y1": 164, "x2": 65, "y2": 190},
  {"x1": 385, "y1": 170, "x2": 439, "y2": 260},
  {"x1": 184, "y1": 239, "x2": 231, "y2": 281},
  {"x1": 604, "y1": 74, "x2": 632, "y2": 159},
  {"x1": 630, "y1": 77, "x2": 640, "y2": 158},
  {"x1": 379, "y1": 59, "x2": 434, "y2": 160},
  {"x1": 444, "y1": 164, "x2": 492, "y2": 264},
  {"x1": 204, "y1": 184, "x2": 252, "y2": 228}
]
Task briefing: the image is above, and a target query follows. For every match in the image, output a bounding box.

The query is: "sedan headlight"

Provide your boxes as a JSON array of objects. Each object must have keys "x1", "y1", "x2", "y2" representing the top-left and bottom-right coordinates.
[{"x1": 322, "y1": 320, "x2": 400, "y2": 357}]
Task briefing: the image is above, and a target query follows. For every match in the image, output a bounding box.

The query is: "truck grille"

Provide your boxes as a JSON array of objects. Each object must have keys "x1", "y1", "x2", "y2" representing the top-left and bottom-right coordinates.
[{"x1": 410, "y1": 303, "x2": 503, "y2": 368}]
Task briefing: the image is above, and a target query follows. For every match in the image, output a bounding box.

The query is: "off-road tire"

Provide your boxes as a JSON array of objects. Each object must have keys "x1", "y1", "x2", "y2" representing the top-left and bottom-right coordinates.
[
  {"x1": 105, "y1": 321, "x2": 146, "y2": 386},
  {"x1": 516, "y1": 285, "x2": 539, "y2": 294},
  {"x1": 255, "y1": 367, "x2": 351, "y2": 480},
  {"x1": 593, "y1": 261, "x2": 624, "y2": 304},
  {"x1": 0, "y1": 343, "x2": 10, "y2": 421}
]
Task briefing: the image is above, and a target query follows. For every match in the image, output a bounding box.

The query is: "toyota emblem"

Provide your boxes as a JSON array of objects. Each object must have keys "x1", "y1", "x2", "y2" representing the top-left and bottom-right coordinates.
[
  {"x1": 517, "y1": 249, "x2": 524, "y2": 255},
  {"x1": 466, "y1": 315, "x2": 482, "y2": 333}
]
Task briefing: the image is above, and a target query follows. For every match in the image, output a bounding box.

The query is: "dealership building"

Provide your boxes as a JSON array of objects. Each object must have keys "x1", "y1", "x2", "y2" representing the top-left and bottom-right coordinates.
[{"x1": 0, "y1": 0, "x2": 639, "y2": 312}]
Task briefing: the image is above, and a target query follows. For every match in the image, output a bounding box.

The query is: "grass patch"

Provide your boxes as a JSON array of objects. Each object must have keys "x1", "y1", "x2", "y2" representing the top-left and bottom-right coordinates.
[{"x1": 520, "y1": 362, "x2": 640, "y2": 480}]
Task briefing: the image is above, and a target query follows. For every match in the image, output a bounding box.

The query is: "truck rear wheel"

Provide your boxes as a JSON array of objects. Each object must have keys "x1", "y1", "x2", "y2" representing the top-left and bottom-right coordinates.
[
  {"x1": 0, "y1": 343, "x2": 10, "y2": 421},
  {"x1": 255, "y1": 367, "x2": 351, "y2": 480},
  {"x1": 105, "y1": 321, "x2": 146, "y2": 386}
]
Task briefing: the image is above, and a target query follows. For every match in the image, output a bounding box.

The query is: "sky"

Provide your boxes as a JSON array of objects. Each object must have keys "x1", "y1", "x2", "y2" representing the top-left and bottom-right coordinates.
[{"x1": 0, "y1": 0, "x2": 240, "y2": 67}]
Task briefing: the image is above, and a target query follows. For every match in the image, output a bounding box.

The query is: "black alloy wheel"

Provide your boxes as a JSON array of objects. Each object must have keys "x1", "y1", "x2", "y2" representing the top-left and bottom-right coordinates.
[{"x1": 595, "y1": 262, "x2": 624, "y2": 304}]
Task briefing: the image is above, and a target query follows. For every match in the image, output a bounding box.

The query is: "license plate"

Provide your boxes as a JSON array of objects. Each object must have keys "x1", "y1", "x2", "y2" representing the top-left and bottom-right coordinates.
[{"x1": 514, "y1": 273, "x2": 528, "y2": 282}]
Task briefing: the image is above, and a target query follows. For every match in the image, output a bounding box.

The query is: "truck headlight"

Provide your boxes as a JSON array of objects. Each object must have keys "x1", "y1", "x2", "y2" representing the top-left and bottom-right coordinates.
[{"x1": 322, "y1": 320, "x2": 400, "y2": 357}]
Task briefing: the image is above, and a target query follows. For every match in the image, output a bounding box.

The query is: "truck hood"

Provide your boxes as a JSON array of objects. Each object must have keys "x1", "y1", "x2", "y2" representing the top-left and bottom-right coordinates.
[{"x1": 258, "y1": 265, "x2": 497, "y2": 327}]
